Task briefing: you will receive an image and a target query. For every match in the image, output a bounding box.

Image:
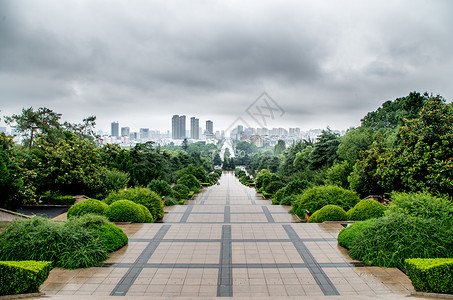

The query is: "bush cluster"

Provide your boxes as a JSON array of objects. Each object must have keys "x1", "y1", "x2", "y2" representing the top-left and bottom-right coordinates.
[
  {"x1": 0, "y1": 216, "x2": 127, "y2": 269},
  {"x1": 105, "y1": 187, "x2": 164, "y2": 220},
  {"x1": 337, "y1": 219, "x2": 375, "y2": 249},
  {"x1": 147, "y1": 179, "x2": 173, "y2": 197},
  {"x1": 308, "y1": 205, "x2": 347, "y2": 223},
  {"x1": 346, "y1": 199, "x2": 386, "y2": 221},
  {"x1": 280, "y1": 195, "x2": 298, "y2": 206},
  {"x1": 172, "y1": 184, "x2": 190, "y2": 201},
  {"x1": 105, "y1": 200, "x2": 153, "y2": 223},
  {"x1": 177, "y1": 174, "x2": 201, "y2": 193},
  {"x1": 292, "y1": 185, "x2": 360, "y2": 219},
  {"x1": 0, "y1": 261, "x2": 53, "y2": 296}
]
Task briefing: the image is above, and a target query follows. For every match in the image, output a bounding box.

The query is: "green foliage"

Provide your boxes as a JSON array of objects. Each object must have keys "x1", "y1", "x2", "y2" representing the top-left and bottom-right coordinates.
[
  {"x1": 310, "y1": 128, "x2": 340, "y2": 170},
  {"x1": 337, "y1": 127, "x2": 374, "y2": 164},
  {"x1": 308, "y1": 205, "x2": 347, "y2": 223},
  {"x1": 148, "y1": 179, "x2": 173, "y2": 197},
  {"x1": 172, "y1": 184, "x2": 190, "y2": 200},
  {"x1": 177, "y1": 174, "x2": 201, "y2": 193},
  {"x1": 176, "y1": 164, "x2": 208, "y2": 183},
  {"x1": 67, "y1": 199, "x2": 108, "y2": 218},
  {"x1": 348, "y1": 214, "x2": 453, "y2": 269},
  {"x1": 98, "y1": 168, "x2": 130, "y2": 194},
  {"x1": 337, "y1": 219, "x2": 376, "y2": 249},
  {"x1": 272, "y1": 187, "x2": 286, "y2": 204},
  {"x1": 280, "y1": 195, "x2": 298, "y2": 206},
  {"x1": 105, "y1": 200, "x2": 145, "y2": 223},
  {"x1": 66, "y1": 214, "x2": 128, "y2": 252},
  {"x1": 347, "y1": 199, "x2": 386, "y2": 221},
  {"x1": 405, "y1": 258, "x2": 453, "y2": 294},
  {"x1": 255, "y1": 169, "x2": 281, "y2": 190},
  {"x1": 264, "y1": 181, "x2": 285, "y2": 195},
  {"x1": 274, "y1": 140, "x2": 286, "y2": 156},
  {"x1": 0, "y1": 134, "x2": 24, "y2": 210},
  {"x1": 292, "y1": 185, "x2": 360, "y2": 219},
  {"x1": 326, "y1": 160, "x2": 352, "y2": 189},
  {"x1": 136, "y1": 204, "x2": 154, "y2": 223},
  {"x1": 163, "y1": 197, "x2": 179, "y2": 206},
  {"x1": 283, "y1": 179, "x2": 313, "y2": 198},
  {"x1": 39, "y1": 192, "x2": 75, "y2": 205},
  {"x1": 104, "y1": 187, "x2": 164, "y2": 219},
  {"x1": 386, "y1": 192, "x2": 453, "y2": 223},
  {"x1": 0, "y1": 217, "x2": 111, "y2": 269},
  {"x1": 0, "y1": 261, "x2": 53, "y2": 296}
]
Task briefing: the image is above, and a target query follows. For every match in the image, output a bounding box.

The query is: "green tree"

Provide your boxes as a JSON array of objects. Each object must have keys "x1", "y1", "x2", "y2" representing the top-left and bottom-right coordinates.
[
  {"x1": 4, "y1": 107, "x2": 63, "y2": 148},
  {"x1": 310, "y1": 128, "x2": 340, "y2": 170},
  {"x1": 213, "y1": 153, "x2": 222, "y2": 166},
  {"x1": 274, "y1": 140, "x2": 286, "y2": 156},
  {"x1": 0, "y1": 134, "x2": 24, "y2": 210},
  {"x1": 337, "y1": 127, "x2": 373, "y2": 164}
]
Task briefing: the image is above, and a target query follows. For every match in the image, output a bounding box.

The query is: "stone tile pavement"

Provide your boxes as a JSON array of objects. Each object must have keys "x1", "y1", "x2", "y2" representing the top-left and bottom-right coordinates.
[{"x1": 35, "y1": 172, "x2": 429, "y2": 299}]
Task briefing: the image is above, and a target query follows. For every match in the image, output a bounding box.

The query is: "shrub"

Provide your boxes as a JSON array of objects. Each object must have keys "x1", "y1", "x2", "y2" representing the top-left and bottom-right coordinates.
[
  {"x1": 308, "y1": 205, "x2": 347, "y2": 223},
  {"x1": 172, "y1": 184, "x2": 190, "y2": 200},
  {"x1": 0, "y1": 261, "x2": 53, "y2": 296},
  {"x1": 264, "y1": 181, "x2": 285, "y2": 195},
  {"x1": 163, "y1": 197, "x2": 179, "y2": 206},
  {"x1": 67, "y1": 199, "x2": 108, "y2": 218},
  {"x1": 39, "y1": 191, "x2": 75, "y2": 205},
  {"x1": 105, "y1": 200, "x2": 145, "y2": 223},
  {"x1": 0, "y1": 217, "x2": 109, "y2": 269},
  {"x1": 337, "y1": 219, "x2": 376, "y2": 249},
  {"x1": 280, "y1": 195, "x2": 298, "y2": 206},
  {"x1": 405, "y1": 258, "x2": 453, "y2": 294},
  {"x1": 283, "y1": 179, "x2": 313, "y2": 198},
  {"x1": 104, "y1": 187, "x2": 164, "y2": 220},
  {"x1": 255, "y1": 169, "x2": 280, "y2": 189},
  {"x1": 272, "y1": 187, "x2": 286, "y2": 204},
  {"x1": 66, "y1": 214, "x2": 128, "y2": 252},
  {"x1": 177, "y1": 174, "x2": 201, "y2": 192},
  {"x1": 386, "y1": 192, "x2": 453, "y2": 223},
  {"x1": 347, "y1": 199, "x2": 386, "y2": 221},
  {"x1": 292, "y1": 185, "x2": 360, "y2": 219},
  {"x1": 147, "y1": 179, "x2": 173, "y2": 197},
  {"x1": 98, "y1": 168, "x2": 130, "y2": 194},
  {"x1": 137, "y1": 204, "x2": 154, "y2": 223},
  {"x1": 348, "y1": 214, "x2": 453, "y2": 269}
]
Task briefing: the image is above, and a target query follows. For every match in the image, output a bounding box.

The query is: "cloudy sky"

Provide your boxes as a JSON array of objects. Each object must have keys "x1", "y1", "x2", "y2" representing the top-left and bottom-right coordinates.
[{"x1": 1, "y1": 0, "x2": 452, "y2": 134}]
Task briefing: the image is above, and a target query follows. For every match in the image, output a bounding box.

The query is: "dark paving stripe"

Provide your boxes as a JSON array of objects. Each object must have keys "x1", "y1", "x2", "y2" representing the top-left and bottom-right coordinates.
[
  {"x1": 217, "y1": 225, "x2": 232, "y2": 297},
  {"x1": 199, "y1": 189, "x2": 212, "y2": 205},
  {"x1": 246, "y1": 193, "x2": 256, "y2": 205},
  {"x1": 128, "y1": 238, "x2": 337, "y2": 243},
  {"x1": 261, "y1": 206, "x2": 275, "y2": 223},
  {"x1": 179, "y1": 206, "x2": 193, "y2": 223},
  {"x1": 224, "y1": 206, "x2": 231, "y2": 223},
  {"x1": 110, "y1": 225, "x2": 170, "y2": 296},
  {"x1": 283, "y1": 225, "x2": 340, "y2": 296}
]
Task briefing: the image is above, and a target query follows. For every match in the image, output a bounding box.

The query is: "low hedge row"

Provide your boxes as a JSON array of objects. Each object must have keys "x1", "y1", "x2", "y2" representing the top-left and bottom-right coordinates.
[
  {"x1": 405, "y1": 258, "x2": 453, "y2": 294},
  {"x1": 0, "y1": 261, "x2": 53, "y2": 296}
]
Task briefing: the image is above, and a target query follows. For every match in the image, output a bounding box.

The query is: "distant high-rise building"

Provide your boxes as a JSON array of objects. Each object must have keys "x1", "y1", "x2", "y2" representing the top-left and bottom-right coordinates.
[
  {"x1": 140, "y1": 128, "x2": 149, "y2": 139},
  {"x1": 111, "y1": 122, "x2": 119, "y2": 137},
  {"x1": 121, "y1": 127, "x2": 130, "y2": 137},
  {"x1": 172, "y1": 115, "x2": 186, "y2": 139},
  {"x1": 190, "y1": 117, "x2": 199, "y2": 139},
  {"x1": 206, "y1": 120, "x2": 213, "y2": 135}
]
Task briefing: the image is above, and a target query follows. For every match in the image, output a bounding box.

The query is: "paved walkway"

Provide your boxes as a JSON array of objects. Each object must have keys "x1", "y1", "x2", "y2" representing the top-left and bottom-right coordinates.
[{"x1": 37, "y1": 172, "x2": 424, "y2": 299}]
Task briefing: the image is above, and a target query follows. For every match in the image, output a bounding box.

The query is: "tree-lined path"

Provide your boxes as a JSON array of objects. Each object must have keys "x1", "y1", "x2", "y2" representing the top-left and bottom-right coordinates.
[{"x1": 39, "y1": 173, "x2": 417, "y2": 299}]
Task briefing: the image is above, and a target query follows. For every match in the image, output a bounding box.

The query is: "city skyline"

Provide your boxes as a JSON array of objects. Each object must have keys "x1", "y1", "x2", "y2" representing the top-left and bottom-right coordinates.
[{"x1": 1, "y1": 1, "x2": 452, "y2": 135}]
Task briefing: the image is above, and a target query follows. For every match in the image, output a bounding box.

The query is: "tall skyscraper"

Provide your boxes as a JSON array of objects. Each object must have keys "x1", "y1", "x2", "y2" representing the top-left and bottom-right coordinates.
[
  {"x1": 121, "y1": 127, "x2": 130, "y2": 137},
  {"x1": 172, "y1": 115, "x2": 186, "y2": 139},
  {"x1": 111, "y1": 122, "x2": 119, "y2": 137},
  {"x1": 206, "y1": 120, "x2": 213, "y2": 135},
  {"x1": 190, "y1": 117, "x2": 199, "y2": 139}
]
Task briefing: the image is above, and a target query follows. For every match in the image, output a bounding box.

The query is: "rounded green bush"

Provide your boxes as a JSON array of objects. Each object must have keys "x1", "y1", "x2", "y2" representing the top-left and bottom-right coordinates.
[
  {"x1": 280, "y1": 195, "x2": 298, "y2": 206},
  {"x1": 337, "y1": 219, "x2": 376, "y2": 249},
  {"x1": 292, "y1": 185, "x2": 360, "y2": 219},
  {"x1": 67, "y1": 199, "x2": 108, "y2": 218},
  {"x1": 283, "y1": 179, "x2": 313, "y2": 198},
  {"x1": 177, "y1": 174, "x2": 201, "y2": 192},
  {"x1": 348, "y1": 214, "x2": 453, "y2": 269},
  {"x1": 347, "y1": 199, "x2": 387, "y2": 221},
  {"x1": 137, "y1": 204, "x2": 154, "y2": 223},
  {"x1": 148, "y1": 179, "x2": 173, "y2": 197},
  {"x1": 104, "y1": 187, "x2": 164, "y2": 220},
  {"x1": 264, "y1": 181, "x2": 285, "y2": 194},
  {"x1": 105, "y1": 200, "x2": 145, "y2": 223},
  {"x1": 67, "y1": 214, "x2": 128, "y2": 252},
  {"x1": 272, "y1": 187, "x2": 287, "y2": 204},
  {"x1": 173, "y1": 184, "x2": 190, "y2": 200},
  {"x1": 308, "y1": 205, "x2": 347, "y2": 223}
]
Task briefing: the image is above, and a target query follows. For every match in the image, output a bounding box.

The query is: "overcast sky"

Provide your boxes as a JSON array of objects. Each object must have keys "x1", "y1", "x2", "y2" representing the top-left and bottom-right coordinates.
[{"x1": 1, "y1": 0, "x2": 452, "y2": 134}]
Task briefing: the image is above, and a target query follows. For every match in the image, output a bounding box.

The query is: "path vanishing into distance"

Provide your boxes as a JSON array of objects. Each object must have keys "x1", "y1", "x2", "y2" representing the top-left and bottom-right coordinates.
[{"x1": 37, "y1": 172, "x2": 423, "y2": 299}]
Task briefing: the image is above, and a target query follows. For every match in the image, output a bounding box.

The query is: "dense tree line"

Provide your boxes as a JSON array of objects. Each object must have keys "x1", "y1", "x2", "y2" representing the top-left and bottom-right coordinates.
[
  {"x1": 0, "y1": 107, "x2": 219, "y2": 210},
  {"x1": 245, "y1": 92, "x2": 453, "y2": 198}
]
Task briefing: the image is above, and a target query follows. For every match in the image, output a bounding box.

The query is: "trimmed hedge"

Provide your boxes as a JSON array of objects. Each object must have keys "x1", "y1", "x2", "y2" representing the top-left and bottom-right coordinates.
[
  {"x1": 67, "y1": 199, "x2": 108, "y2": 218},
  {"x1": 347, "y1": 199, "x2": 386, "y2": 221},
  {"x1": 308, "y1": 205, "x2": 347, "y2": 223},
  {"x1": 405, "y1": 258, "x2": 453, "y2": 294},
  {"x1": 0, "y1": 261, "x2": 53, "y2": 296},
  {"x1": 337, "y1": 219, "x2": 375, "y2": 249},
  {"x1": 105, "y1": 187, "x2": 164, "y2": 220},
  {"x1": 137, "y1": 204, "x2": 154, "y2": 223},
  {"x1": 105, "y1": 200, "x2": 145, "y2": 223},
  {"x1": 292, "y1": 185, "x2": 360, "y2": 219}
]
